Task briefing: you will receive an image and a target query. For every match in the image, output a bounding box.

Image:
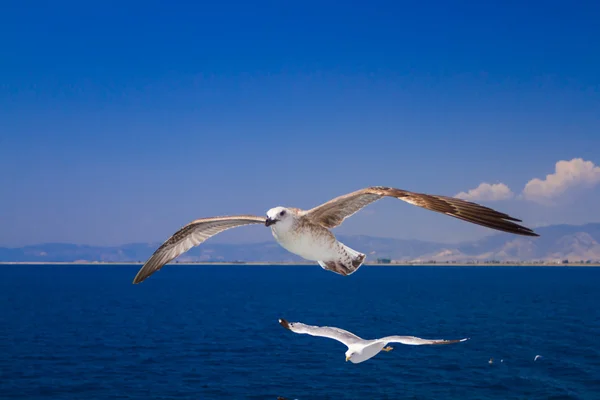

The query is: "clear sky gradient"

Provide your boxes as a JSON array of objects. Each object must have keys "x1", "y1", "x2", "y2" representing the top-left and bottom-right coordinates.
[{"x1": 1, "y1": 0, "x2": 599, "y2": 246}]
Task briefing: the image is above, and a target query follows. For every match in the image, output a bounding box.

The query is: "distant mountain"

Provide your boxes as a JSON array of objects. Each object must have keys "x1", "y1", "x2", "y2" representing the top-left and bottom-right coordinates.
[
  {"x1": 1, "y1": 223, "x2": 600, "y2": 263},
  {"x1": 448, "y1": 223, "x2": 600, "y2": 263}
]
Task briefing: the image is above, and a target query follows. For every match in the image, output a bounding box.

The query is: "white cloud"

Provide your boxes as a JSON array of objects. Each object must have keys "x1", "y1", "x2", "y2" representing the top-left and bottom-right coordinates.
[
  {"x1": 455, "y1": 182, "x2": 514, "y2": 201},
  {"x1": 522, "y1": 158, "x2": 600, "y2": 203}
]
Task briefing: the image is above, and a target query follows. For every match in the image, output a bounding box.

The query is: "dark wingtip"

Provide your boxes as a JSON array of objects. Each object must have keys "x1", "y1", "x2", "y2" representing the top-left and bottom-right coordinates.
[
  {"x1": 279, "y1": 318, "x2": 291, "y2": 330},
  {"x1": 521, "y1": 229, "x2": 540, "y2": 237},
  {"x1": 132, "y1": 271, "x2": 146, "y2": 284}
]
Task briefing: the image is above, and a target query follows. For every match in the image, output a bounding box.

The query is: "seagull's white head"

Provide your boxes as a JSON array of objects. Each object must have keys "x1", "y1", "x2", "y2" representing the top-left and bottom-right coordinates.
[
  {"x1": 265, "y1": 207, "x2": 294, "y2": 228},
  {"x1": 345, "y1": 349, "x2": 356, "y2": 363}
]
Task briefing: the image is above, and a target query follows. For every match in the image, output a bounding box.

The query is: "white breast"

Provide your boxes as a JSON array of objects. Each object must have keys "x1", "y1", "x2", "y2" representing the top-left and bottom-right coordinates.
[
  {"x1": 270, "y1": 223, "x2": 336, "y2": 261},
  {"x1": 351, "y1": 341, "x2": 386, "y2": 364}
]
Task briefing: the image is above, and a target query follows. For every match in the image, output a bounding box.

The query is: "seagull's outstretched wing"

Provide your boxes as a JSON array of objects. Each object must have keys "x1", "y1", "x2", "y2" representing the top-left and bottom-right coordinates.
[
  {"x1": 133, "y1": 215, "x2": 266, "y2": 284},
  {"x1": 279, "y1": 319, "x2": 362, "y2": 347},
  {"x1": 304, "y1": 186, "x2": 539, "y2": 237},
  {"x1": 380, "y1": 335, "x2": 469, "y2": 346}
]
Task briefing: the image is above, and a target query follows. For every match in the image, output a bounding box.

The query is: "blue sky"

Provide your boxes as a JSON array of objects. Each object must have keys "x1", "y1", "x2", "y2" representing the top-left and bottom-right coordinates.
[{"x1": 1, "y1": 0, "x2": 599, "y2": 246}]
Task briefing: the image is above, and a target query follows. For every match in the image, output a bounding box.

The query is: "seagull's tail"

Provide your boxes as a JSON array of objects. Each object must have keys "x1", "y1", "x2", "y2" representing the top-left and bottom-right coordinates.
[
  {"x1": 342, "y1": 243, "x2": 366, "y2": 273},
  {"x1": 318, "y1": 243, "x2": 366, "y2": 276}
]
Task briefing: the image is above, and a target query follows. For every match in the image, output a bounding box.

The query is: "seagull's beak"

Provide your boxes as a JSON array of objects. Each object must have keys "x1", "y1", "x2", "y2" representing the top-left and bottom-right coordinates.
[
  {"x1": 265, "y1": 218, "x2": 277, "y2": 227},
  {"x1": 345, "y1": 355, "x2": 350, "y2": 362}
]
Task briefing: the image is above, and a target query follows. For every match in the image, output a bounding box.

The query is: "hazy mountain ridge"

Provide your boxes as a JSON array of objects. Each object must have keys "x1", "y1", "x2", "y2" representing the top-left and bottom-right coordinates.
[{"x1": 2, "y1": 223, "x2": 600, "y2": 263}]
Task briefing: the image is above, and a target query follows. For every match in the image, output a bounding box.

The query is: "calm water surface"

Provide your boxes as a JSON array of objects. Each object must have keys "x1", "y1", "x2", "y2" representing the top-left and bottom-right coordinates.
[{"x1": 1, "y1": 264, "x2": 599, "y2": 399}]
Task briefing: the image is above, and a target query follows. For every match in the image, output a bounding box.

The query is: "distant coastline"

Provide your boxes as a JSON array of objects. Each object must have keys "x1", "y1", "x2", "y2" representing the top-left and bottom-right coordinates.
[
  {"x1": 1, "y1": 261, "x2": 599, "y2": 267},
  {"x1": 3, "y1": 223, "x2": 600, "y2": 266}
]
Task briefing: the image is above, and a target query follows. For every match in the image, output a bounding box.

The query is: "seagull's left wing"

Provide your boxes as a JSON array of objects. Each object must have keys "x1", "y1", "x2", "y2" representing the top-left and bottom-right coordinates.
[
  {"x1": 304, "y1": 186, "x2": 539, "y2": 237},
  {"x1": 279, "y1": 319, "x2": 362, "y2": 347},
  {"x1": 133, "y1": 215, "x2": 266, "y2": 284},
  {"x1": 379, "y1": 335, "x2": 469, "y2": 346}
]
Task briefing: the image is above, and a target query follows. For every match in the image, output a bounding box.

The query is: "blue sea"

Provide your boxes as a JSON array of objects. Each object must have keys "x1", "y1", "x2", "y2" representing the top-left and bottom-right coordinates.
[{"x1": 1, "y1": 264, "x2": 599, "y2": 399}]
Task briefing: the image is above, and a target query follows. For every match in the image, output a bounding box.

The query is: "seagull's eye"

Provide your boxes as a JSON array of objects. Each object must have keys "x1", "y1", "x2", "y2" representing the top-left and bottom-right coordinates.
[{"x1": 279, "y1": 210, "x2": 286, "y2": 217}]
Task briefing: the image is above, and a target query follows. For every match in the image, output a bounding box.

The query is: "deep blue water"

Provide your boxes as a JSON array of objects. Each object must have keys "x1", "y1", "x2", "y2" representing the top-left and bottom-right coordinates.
[{"x1": 1, "y1": 265, "x2": 600, "y2": 399}]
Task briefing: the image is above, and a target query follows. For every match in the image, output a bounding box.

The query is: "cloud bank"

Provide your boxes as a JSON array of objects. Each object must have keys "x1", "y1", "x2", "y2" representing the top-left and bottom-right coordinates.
[
  {"x1": 455, "y1": 183, "x2": 514, "y2": 201},
  {"x1": 456, "y1": 158, "x2": 600, "y2": 204},
  {"x1": 522, "y1": 158, "x2": 600, "y2": 202}
]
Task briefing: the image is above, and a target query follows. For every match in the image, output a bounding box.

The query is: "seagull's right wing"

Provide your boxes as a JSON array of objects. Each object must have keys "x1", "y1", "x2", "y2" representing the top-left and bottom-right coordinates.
[
  {"x1": 304, "y1": 186, "x2": 539, "y2": 237},
  {"x1": 279, "y1": 319, "x2": 362, "y2": 347},
  {"x1": 380, "y1": 335, "x2": 469, "y2": 346},
  {"x1": 132, "y1": 215, "x2": 266, "y2": 284}
]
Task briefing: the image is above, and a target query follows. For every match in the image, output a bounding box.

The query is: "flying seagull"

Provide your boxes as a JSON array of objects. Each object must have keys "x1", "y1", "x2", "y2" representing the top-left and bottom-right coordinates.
[
  {"x1": 278, "y1": 318, "x2": 468, "y2": 364},
  {"x1": 132, "y1": 186, "x2": 538, "y2": 283}
]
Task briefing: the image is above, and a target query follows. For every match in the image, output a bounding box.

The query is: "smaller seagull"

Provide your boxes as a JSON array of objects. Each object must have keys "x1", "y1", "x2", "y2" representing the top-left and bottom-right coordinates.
[
  {"x1": 278, "y1": 318, "x2": 468, "y2": 364},
  {"x1": 534, "y1": 355, "x2": 542, "y2": 361},
  {"x1": 489, "y1": 357, "x2": 494, "y2": 365}
]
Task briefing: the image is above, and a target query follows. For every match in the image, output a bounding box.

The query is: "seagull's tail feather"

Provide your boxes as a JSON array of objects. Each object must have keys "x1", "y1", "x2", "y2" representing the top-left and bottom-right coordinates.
[
  {"x1": 318, "y1": 243, "x2": 366, "y2": 276},
  {"x1": 343, "y1": 243, "x2": 366, "y2": 272}
]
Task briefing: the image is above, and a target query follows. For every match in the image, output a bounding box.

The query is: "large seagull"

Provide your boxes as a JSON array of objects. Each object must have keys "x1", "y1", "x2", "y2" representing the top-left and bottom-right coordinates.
[
  {"x1": 132, "y1": 186, "x2": 538, "y2": 283},
  {"x1": 278, "y1": 318, "x2": 468, "y2": 364}
]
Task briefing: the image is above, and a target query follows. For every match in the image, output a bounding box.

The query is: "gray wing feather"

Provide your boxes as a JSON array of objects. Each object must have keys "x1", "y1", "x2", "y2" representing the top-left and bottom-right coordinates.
[
  {"x1": 279, "y1": 319, "x2": 362, "y2": 347},
  {"x1": 380, "y1": 335, "x2": 469, "y2": 346},
  {"x1": 132, "y1": 215, "x2": 266, "y2": 284},
  {"x1": 304, "y1": 189, "x2": 382, "y2": 228}
]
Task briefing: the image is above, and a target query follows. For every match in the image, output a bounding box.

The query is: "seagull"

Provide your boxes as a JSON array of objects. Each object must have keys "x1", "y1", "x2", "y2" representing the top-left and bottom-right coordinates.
[
  {"x1": 534, "y1": 355, "x2": 542, "y2": 361},
  {"x1": 278, "y1": 318, "x2": 468, "y2": 364},
  {"x1": 132, "y1": 186, "x2": 539, "y2": 283}
]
